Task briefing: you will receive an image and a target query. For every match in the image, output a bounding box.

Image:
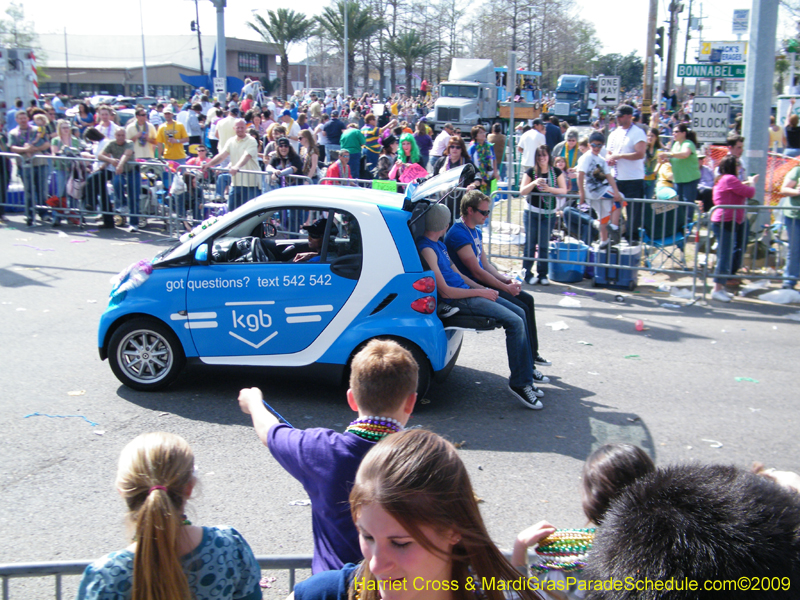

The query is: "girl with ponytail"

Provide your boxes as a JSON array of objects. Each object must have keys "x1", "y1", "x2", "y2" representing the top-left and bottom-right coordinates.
[{"x1": 76, "y1": 432, "x2": 262, "y2": 600}]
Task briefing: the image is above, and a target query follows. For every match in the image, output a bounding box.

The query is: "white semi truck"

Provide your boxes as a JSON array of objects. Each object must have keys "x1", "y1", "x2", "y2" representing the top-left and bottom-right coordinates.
[{"x1": 427, "y1": 58, "x2": 499, "y2": 135}]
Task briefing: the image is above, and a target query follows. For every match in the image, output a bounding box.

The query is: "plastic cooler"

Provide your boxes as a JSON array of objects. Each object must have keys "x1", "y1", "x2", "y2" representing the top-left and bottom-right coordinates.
[
  {"x1": 6, "y1": 184, "x2": 24, "y2": 213},
  {"x1": 592, "y1": 244, "x2": 641, "y2": 291},
  {"x1": 494, "y1": 181, "x2": 508, "y2": 202},
  {"x1": 549, "y1": 241, "x2": 588, "y2": 283}
]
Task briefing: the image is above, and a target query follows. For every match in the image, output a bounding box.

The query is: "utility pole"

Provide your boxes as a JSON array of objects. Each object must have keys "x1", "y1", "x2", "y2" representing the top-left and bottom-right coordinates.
[
  {"x1": 742, "y1": 0, "x2": 778, "y2": 205},
  {"x1": 642, "y1": 0, "x2": 658, "y2": 119},
  {"x1": 139, "y1": 0, "x2": 148, "y2": 97},
  {"x1": 680, "y1": 0, "x2": 694, "y2": 94},
  {"x1": 193, "y1": 0, "x2": 205, "y2": 77},
  {"x1": 210, "y1": 0, "x2": 226, "y2": 102},
  {"x1": 665, "y1": 0, "x2": 683, "y2": 97},
  {"x1": 344, "y1": 0, "x2": 349, "y2": 96},
  {"x1": 64, "y1": 29, "x2": 70, "y2": 95}
]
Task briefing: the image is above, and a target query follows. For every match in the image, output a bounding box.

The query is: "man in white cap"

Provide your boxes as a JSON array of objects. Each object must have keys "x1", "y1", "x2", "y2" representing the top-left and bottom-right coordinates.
[
  {"x1": 155, "y1": 106, "x2": 189, "y2": 163},
  {"x1": 280, "y1": 109, "x2": 301, "y2": 152}
]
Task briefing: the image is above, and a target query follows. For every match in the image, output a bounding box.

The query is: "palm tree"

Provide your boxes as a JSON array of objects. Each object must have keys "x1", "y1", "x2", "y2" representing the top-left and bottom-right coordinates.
[
  {"x1": 248, "y1": 9, "x2": 313, "y2": 100},
  {"x1": 317, "y1": 0, "x2": 383, "y2": 95},
  {"x1": 386, "y1": 31, "x2": 439, "y2": 96}
]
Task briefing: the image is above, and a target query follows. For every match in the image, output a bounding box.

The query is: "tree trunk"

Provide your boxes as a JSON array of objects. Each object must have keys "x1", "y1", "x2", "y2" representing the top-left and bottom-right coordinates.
[{"x1": 281, "y1": 52, "x2": 290, "y2": 99}]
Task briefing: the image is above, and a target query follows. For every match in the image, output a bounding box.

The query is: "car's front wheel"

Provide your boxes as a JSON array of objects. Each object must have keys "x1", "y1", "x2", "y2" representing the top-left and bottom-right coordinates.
[{"x1": 108, "y1": 318, "x2": 185, "y2": 391}]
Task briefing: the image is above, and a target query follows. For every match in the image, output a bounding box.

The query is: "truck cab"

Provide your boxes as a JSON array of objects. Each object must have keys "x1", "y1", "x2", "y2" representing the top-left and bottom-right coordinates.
[
  {"x1": 427, "y1": 59, "x2": 498, "y2": 136},
  {"x1": 553, "y1": 75, "x2": 592, "y2": 125}
]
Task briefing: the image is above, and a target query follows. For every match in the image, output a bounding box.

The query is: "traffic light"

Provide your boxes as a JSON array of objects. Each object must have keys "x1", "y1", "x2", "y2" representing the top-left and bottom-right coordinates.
[
  {"x1": 655, "y1": 27, "x2": 665, "y2": 60},
  {"x1": 191, "y1": 20, "x2": 197, "y2": 32}
]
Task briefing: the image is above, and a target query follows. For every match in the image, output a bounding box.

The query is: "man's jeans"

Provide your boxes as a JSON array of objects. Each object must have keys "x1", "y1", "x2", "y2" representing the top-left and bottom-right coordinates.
[
  {"x1": 20, "y1": 164, "x2": 48, "y2": 223},
  {"x1": 228, "y1": 186, "x2": 260, "y2": 211},
  {"x1": 523, "y1": 211, "x2": 555, "y2": 278},
  {"x1": 448, "y1": 295, "x2": 533, "y2": 388},
  {"x1": 617, "y1": 179, "x2": 644, "y2": 242},
  {"x1": 113, "y1": 167, "x2": 142, "y2": 226},
  {"x1": 711, "y1": 220, "x2": 748, "y2": 285},
  {"x1": 783, "y1": 216, "x2": 800, "y2": 289}
]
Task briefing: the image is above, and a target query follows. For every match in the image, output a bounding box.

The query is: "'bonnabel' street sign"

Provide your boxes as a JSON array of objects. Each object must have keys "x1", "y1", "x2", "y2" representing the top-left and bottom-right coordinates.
[
  {"x1": 691, "y1": 96, "x2": 730, "y2": 143},
  {"x1": 677, "y1": 64, "x2": 746, "y2": 79},
  {"x1": 597, "y1": 76, "x2": 620, "y2": 107}
]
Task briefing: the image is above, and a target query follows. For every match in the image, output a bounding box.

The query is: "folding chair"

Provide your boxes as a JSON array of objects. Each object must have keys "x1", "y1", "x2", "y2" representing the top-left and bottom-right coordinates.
[{"x1": 638, "y1": 187, "x2": 694, "y2": 270}]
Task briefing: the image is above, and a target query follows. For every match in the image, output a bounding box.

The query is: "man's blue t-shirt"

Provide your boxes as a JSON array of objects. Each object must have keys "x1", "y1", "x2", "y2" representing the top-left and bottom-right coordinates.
[
  {"x1": 268, "y1": 424, "x2": 374, "y2": 574},
  {"x1": 417, "y1": 236, "x2": 469, "y2": 291},
  {"x1": 444, "y1": 220, "x2": 483, "y2": 278},
  {"x1": 323, "y1": 119, "x2": 346, "y2": 144},
  {"x1": 545, "y1": 122, "x2": 563, "y2": 150}
]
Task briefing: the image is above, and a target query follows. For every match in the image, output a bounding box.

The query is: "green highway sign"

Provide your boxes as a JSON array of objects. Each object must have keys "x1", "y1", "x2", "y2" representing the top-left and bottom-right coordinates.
[{"x1": 677, "y1": 64, "x2": 746, "y2": 78}]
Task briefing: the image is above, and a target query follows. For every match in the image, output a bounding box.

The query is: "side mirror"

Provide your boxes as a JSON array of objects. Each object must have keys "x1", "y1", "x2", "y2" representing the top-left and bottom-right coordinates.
[{"x1": 194, "y1": 244, "x2": 208, "y2": 263}]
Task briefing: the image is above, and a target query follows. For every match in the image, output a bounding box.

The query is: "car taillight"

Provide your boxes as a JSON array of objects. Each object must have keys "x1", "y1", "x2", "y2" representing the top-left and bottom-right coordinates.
[
  {"x1": 413, "y1": 276, "x2": 435, "y2": 293},
  {"x1": 411, "y1": 296, "x2": 436, "y2": 314}
]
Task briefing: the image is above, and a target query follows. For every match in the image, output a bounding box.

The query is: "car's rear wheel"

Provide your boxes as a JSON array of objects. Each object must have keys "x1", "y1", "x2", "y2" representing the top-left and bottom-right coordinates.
[
  {"x1": 108, "y1": 318, "x2": 185, "y2": 391},
  {"x1": 403, "y1": 342, "x2": 432, "y2": 400}
]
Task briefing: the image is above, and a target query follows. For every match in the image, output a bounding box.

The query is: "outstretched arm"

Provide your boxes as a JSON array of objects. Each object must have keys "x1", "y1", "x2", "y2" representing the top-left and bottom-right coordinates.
[{"x1": 238, "y1": 387, "x2": 279, "y2": 447}]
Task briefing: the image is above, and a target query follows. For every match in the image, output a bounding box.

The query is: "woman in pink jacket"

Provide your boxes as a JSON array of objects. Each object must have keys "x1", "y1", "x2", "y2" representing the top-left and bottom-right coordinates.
[{"x1": 710, "y1": 155, "x2": 759, "y2": 302}]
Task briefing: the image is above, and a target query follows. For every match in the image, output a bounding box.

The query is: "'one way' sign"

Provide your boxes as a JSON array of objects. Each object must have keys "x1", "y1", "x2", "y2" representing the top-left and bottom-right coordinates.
[{"x1": 597, "y1": 76, "x2": 620, "y2": 108}]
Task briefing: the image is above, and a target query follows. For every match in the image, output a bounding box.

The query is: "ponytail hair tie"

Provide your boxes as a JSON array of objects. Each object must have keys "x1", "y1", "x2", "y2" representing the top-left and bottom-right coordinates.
[{"x1": 149, "y1": 485, "x2": 167, "y2": 494}]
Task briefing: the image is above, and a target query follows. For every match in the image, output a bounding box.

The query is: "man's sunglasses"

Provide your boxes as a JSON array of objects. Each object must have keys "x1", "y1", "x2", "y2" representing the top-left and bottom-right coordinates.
[{"x1": 474, "y1": 208, "x2": 490, "y2": 216}]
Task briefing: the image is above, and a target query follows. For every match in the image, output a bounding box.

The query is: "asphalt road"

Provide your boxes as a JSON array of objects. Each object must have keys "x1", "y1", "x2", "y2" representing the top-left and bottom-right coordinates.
[{"x1": 1, "y1": 215, "x2": 799, "y2": 598}]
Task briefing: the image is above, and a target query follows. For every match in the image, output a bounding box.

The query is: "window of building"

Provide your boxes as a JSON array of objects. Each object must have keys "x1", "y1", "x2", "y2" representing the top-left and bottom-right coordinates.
[{"x1": 239, "y1": 52, "x2": 267, "y2": 73}]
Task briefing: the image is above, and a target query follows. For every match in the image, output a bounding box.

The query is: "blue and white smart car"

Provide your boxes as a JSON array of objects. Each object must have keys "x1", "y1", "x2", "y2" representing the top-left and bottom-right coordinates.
[{"x1": 98, "y1": 166, "x2": 487, "y2": 394}]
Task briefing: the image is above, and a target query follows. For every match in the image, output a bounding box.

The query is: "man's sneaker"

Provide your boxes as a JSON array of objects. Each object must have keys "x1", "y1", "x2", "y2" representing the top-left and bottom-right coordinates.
[
  {"x1": 539, "y1": 276, "x2": 550, "y2": 286},
  {"x1": 509, "y1": 385, "x2": 544, "y2": 410},
  {"x1": 438, "y1": 303, "x2": 460, "y2": 318},
  {"x1": 609, "y1": 226, "x2": 621, "y2": 245},
  {"x1": 534, "y1": 354, "x2": 552, "y2": 366},
  {"x1": 532, "y1": 368, "x2": 550, "y2": 384},
  {"x1": 711, "y1": 289, "x2": 732, "y2": 302},
  {"x1": 526, "y1": 274, "x2": 540, "y2": 285}
]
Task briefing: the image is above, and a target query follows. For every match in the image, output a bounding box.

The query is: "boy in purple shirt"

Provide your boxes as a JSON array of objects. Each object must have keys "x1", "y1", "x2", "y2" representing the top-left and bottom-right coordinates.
[{"x1": 237, "y1": 339, "x2": 418, "y2": 573}]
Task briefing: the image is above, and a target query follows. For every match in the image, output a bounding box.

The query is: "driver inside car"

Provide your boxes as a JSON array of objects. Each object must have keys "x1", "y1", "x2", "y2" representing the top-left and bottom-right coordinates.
[{"x1": 259, "y1": 217, "x2": 338, "y2": 263}]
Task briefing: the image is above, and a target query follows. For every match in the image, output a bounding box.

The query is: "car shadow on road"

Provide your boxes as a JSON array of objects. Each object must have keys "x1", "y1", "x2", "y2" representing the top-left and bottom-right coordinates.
[
  {"x1": 116, "y1": 364, "x2": 351, "y2": 427},
  {"x1": 418, "y1": 366, "x2": 656, "y2": 462},
  {"x1": 115, "y1": 361, "x2": 656, "y2": 464}
]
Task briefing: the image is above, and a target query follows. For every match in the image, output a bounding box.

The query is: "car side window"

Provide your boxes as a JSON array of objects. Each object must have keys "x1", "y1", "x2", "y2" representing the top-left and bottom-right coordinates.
[{"x1": 326, "y1": 210, "x2": 361, "y2": 261}]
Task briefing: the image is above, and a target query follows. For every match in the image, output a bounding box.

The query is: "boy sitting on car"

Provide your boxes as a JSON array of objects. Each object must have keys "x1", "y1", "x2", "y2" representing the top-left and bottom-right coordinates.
[{"x1": 417, "y1": 203, "x2": 543, "y2": 411}]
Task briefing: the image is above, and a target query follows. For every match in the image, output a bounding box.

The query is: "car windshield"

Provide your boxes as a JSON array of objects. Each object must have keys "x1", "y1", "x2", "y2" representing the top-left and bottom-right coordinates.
[{"x1": 440, "y1": 84, "x2": 479, "y2": 99}]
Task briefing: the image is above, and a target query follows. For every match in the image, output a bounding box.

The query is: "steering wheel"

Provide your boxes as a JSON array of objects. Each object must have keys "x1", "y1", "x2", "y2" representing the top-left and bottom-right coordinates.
[{"x1": 249, "y1": 237, "x2": 269, "y2": 263}]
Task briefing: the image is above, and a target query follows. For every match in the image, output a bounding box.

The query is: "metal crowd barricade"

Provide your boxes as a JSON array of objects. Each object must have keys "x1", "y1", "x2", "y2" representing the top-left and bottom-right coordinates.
[
  {"x1": 0, "y1": 152, "x2": 184, "y2": 235},
  {"x1": 699, "y1": 203, "x2": 796, "y2": 301},
  {"x1": 486, "y1": 187, "x2": 701, "y2": 294},
  {"x1": 0, "y1": 555, "x2": 313, "y2": 600}
]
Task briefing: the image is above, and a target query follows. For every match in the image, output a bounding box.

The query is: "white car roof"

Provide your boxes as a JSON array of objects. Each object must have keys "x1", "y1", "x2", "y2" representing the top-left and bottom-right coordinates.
[{"x1": 244, "y1": 185, "x2": 407, "y2": 212}]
